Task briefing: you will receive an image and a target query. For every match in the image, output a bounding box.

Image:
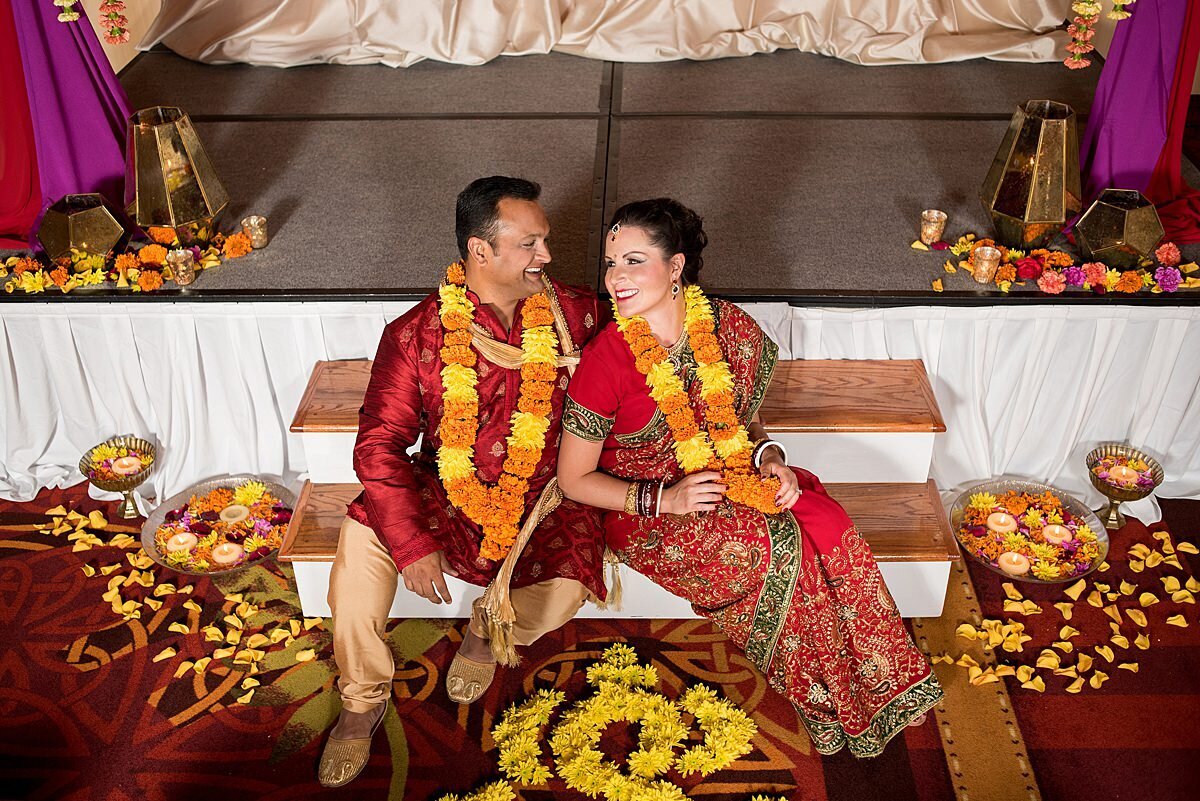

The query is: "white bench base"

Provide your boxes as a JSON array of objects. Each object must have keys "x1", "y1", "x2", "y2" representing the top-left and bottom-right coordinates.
[{"x1": 291, "y1": 559, "x2": 950, "y2": 620}]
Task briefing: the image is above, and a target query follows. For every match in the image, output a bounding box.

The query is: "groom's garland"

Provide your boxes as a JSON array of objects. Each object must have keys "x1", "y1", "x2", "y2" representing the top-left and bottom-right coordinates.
[
  {"x1": 435, "y1": 262, "x2": 560, "y2": 560},
  {"x1": 615, "y1": 285, "x2": 781, "y2": 513}
]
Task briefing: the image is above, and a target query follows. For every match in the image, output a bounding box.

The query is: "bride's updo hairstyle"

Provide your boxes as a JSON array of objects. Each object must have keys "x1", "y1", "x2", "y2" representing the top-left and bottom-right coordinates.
[{"x1": 607, "y1": 198, "x2": 708, "y2": 286}]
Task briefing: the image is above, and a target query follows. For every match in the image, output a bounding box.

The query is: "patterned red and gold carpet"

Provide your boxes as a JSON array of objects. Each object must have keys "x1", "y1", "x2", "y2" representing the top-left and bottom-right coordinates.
[{"x1": 1, "y1": 485, "x2": 1197, "y2": 801}]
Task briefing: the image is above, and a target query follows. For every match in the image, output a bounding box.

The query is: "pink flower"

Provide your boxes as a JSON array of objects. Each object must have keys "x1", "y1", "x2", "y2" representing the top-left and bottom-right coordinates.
[
  {"x1": 1065, "y1": 55, "x2": 1092, "y2": 69},
  {"x1": 100, "y1": 0, "x2": 126, "y2": 9},
  {"x1": 1155, "y1": 241, "x2": 1181, "y2": 268},
  {"x1": 1037, "y1": 271, "x2": 1067, "y2": 294},
  {"x1": 105, "y1": 28, "x2": 130, "y2": 44},
  {"x1": 1066, "y1": 41, "x2": 1094, "y2": 55},
  {"x1": 1081, "y1": 261, "x2": 1107, "y2": 287}
]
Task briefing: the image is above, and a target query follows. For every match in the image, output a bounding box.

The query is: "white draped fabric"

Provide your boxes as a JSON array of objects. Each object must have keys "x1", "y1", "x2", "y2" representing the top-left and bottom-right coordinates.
[
  {"x1": 140, "y1": 0, "x2": 1071, "y2": 68},
  {"x1": 2, "y1": 301, "x2": 1197, "y2": 525}
]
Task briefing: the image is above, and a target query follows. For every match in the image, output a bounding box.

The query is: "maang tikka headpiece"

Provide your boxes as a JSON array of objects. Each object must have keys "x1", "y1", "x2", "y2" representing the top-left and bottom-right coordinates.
[{"x1": 609, "y1": 222, "x2": 621, "y2": 240}]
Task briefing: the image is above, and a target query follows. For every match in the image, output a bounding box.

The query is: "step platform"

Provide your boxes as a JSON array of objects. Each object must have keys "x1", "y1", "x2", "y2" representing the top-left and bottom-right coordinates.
[
  {"x1": 291, "y1": 358, "x2": 947, "y2": 484},
  {"x1": 280, "y1": 480, "x2": 959, "y2": 619}
]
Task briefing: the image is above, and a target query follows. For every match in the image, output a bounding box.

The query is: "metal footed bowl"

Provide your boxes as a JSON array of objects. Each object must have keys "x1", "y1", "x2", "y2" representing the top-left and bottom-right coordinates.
[
  {"x1": 950, "y1": 478, "x2": 1109, "y2": 584},
  {"x1": 1085, "y1": 443, "x2": 1164, "y2": 530},
  {"x1": 140, "y1": 474, "x2": 296, "y2": 576},
  {"x1": 80, "y1": 436, "x2": 157, "y2": 519}
]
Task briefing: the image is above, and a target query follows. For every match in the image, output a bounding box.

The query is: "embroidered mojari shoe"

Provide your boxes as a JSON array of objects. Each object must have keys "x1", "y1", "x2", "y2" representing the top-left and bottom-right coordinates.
[
  {"x1": 445, "y1": 651, "x2": 497, "y2": 704},
  {"x1": 317, "y1": 702, "x2": 388, "y2": 788}
]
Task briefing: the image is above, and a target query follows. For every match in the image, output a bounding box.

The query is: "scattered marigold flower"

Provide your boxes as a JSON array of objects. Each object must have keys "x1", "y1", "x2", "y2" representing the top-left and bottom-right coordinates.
[
  {"x1": 1114, "y1": 271, "x2": 1143, "y2": 294},
  {"x1": 49, "y1": 266, "x2": 70, "y2": 287},
  {"x1": 138, "y1": 244, "x2": 167, "y2": 266},
  {"x1": 995, "y1": 263, "x2": 1017, "y2": 283},
  {"x1": 223, "y1": 232, "x2": 253, "y2": 258},
  {"x1": 147, "y1": 227, "x2": 177, "y2": 245},
  {"x1": 137, "y1": 269, "x2": 164, "y2": 292}
]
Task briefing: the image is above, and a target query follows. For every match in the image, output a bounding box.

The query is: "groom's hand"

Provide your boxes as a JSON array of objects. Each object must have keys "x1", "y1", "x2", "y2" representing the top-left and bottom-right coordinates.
[{"x1": 401, "y1": 550, "x2": 459, "y2": 604}]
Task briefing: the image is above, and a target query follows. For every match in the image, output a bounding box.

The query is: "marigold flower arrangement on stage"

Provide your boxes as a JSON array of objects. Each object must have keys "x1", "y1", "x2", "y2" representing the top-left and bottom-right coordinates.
[
  {"x1": 2, "y1": 235, "x2": 243, "y2": 295},
  {"x1": 154, "y1": 481, "x2": 293, "y2": 573},
  {"x1": 614, "y1": 285, "x2": 781, "y2": 514},
  {"x1": 86, "y1": 442, "x2": 154, "y2": 482},
  {"x1": 922, "y1": 232, "x2": 1197, "y2": 296},
  {"x1": 436, "y1": 261, "x2": 559, "y2": 561},
  {"x1": 1091, "y1": 454, "x2": 1156, "y2": 491},
  {"x1": 957, "y1": 490, "x2": 1102, "y2": 581},
  {"x1": 437, "y1": 643, "x2": 782, "y2": 801}
]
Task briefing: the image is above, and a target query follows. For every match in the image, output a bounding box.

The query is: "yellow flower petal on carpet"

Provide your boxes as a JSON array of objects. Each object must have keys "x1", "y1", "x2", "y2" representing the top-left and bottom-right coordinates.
[
  {"x1": 1135, "y1": 633, "x2": 1150, "y2": 650},
  {"x1": 241, "y1": 677, "x2": 260, "y2": 690},
  {"x1": 168, "y1": 622, "x2": 191, "y2": 635},
  {"x1": 1118, "y1": 662, "x2": 1139, "y2": 673},
  {"x1": 1166, "y1": 615, "x2": 1189, "y2": 627},
  {"x1": 193, "y1": 657, "x2": 211, "y2": 673},
  {"x1": 304, "y1": 617, "x2": 323, "y2": 630},
  {"x1": 45, "y1": 504, "x2": 67, "y2": 516},
  {"x1": 1063, "y1": 579, "x2": 1086, "y2": 600},
  {"x1": 212, "y1": 646, "x2": 235, "y2": 659},
  {"x1": 296, "y1": 648, "x2": 317, "y2": 662},
  {"x1": 152, "y1": 647, "x2": 176, "y2": 663},
  {"x1": 183, "y1": 599, "x2": 202, "y2": 613},
  {"x1": 87, "y1": 510, "x2": 108, "y2": 529},
  {"x1": 237, "y1": 689, "x2": 255, "y2": 705}
]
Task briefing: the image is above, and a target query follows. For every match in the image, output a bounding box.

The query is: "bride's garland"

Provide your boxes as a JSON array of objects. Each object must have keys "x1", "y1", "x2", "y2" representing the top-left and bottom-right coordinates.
[
  {"x1": 615, "y1": 285, "x2": 781, "y2": 514},
  {"x1": 436, "y1": 262, "x2": 560, "y2": 560}
]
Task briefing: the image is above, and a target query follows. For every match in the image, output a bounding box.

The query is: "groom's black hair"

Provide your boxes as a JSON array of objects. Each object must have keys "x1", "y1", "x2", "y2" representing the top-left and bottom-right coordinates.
[{"x1": 456, "y1": 176, "x2": 542, "y2": 259}]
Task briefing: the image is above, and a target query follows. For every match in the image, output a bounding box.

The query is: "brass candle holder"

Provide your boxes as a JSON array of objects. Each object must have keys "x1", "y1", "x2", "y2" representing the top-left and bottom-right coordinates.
[
  {"x1": 1085, "y1": 443, "x2": 1163, "y2": 530},
  {"x1": 80, "y1": 436, "x2": 158, "y2": 519},
  {"x1": 971, "y1": 245, "x2": 1002, "y2": 284}
]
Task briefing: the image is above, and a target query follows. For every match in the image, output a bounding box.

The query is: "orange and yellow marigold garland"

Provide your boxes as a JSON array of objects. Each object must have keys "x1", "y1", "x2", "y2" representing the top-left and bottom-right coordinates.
[
  {"x1": 435, "y1": 262, "x2": 560, "y2": 560},
  {"x1": 615, "y1": 285, "x2": 780, "y2": 514}
]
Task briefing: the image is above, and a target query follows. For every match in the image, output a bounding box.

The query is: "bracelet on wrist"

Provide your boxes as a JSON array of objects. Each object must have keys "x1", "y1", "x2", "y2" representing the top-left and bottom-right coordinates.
[{"x1": 752, "y1": 439, "x2": 788, "y2": 469}]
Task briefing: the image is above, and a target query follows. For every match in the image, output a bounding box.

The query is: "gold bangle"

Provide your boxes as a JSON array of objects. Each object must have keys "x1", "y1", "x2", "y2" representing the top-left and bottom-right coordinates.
[{"x1": 624, "y1": 481, "x2": 639, "y2": 516}]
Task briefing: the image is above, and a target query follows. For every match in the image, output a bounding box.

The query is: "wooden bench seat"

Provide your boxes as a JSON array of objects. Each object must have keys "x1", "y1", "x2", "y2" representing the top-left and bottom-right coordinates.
[
  {"x1": 291, "y1": 359, "x2": 946, "y2": 434},
  {"x1": 290, "y1": 359, "x2": 947, "y2": 485},
  {"x1": 280, "y1": 480, "x2": 959, "y2": 619}
]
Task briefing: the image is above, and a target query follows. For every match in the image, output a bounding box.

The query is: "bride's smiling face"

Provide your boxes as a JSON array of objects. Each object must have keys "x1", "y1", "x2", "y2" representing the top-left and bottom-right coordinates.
[{"x1": 603, "y1": 225, "x2": 684, "y2": 318}]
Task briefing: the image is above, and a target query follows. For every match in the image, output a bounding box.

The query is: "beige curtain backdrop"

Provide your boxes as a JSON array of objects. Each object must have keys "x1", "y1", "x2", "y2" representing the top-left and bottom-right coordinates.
[{"x1": 139, "y1": 0, "x2": 1071, "y2": 68}]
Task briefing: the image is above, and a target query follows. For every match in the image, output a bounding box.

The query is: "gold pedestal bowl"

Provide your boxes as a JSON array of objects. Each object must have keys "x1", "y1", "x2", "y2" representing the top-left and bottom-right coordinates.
[
  {"x1": 1085, "y1": 443, "x2": 1163, "y2": 530},
  {"x1": 80, "y1": 436, "x2": 157, "y2": 519}
]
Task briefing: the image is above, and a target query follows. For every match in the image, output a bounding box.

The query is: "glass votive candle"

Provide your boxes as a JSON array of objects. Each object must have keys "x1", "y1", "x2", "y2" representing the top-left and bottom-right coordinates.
[
  {"x1": 240, "y1": 215, "x2": 268, "y2": 248},
  {"x1": 919, "y1": 209, "x2": 948, "y2": 245},
  {"x1": 166, "y1": 248, "x2": 196, "y2": 286},
  {"x1": 971, "y1": 246, "x2": 1002, "y2": 284}
]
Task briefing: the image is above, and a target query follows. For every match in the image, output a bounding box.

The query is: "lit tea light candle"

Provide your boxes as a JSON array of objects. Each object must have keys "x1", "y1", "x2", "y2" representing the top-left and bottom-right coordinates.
[
  {"x1": 972, "y1": 246, "x2": 1003, "y2": 284},
  {"x1": 986, "y1": 512, "x2": 1019, "y2": 534},
  {"x1": 1108, "y1": 465, "x2": 1139, "y2": 486},
  {"x1": 220, "y1": 504, "x2": 250, "y2": 524},
  {"x1": 1042, "y1": 524, "x2": 1072, "y2": 545},
  {"x1": 165, "y1": 532, "x2": 198, "y2": 553},
  {"x1": 211, "y1": 542, "x2": 245, "y2": 566},
  {"x1": 111, "y1": 455, "x2": 143, "y2": 476},
  {"x1": 919, "y1": 209, "x2": 948, "y2": 245},
  {"x1": 997, "y1": 551, "x2": 1031, "y2": 576}
]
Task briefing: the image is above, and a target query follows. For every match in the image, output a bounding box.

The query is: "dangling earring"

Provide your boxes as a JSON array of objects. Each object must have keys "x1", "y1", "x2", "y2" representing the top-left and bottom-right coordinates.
[{"x1": 671, "y1": 282, "x2": 680, "y2": 299}]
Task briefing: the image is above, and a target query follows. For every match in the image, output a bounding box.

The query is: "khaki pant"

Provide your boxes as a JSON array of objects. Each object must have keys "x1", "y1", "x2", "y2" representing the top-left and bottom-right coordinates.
[{"x1": 329, "y1": 516, "x2": 588, "y2": 713}]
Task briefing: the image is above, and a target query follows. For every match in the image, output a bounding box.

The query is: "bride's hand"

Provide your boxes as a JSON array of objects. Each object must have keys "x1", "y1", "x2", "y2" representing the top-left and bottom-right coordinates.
[
  {"x1": 760, "y1": 455, "x2": 801, "y2": 510},
  {"x1": 661, "y1": 472, "x2": 726, "y2": 515}
]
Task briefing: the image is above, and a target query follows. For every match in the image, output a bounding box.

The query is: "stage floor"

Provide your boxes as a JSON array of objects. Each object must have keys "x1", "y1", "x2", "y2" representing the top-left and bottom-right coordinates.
[{"x1": 8, "y1": 49, "x2": 1200, "y2": 306}]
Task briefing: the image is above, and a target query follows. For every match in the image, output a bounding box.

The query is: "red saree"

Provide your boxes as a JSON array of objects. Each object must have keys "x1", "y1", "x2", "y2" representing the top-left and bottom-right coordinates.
[
  {"x1": 346, "y1": 276, "x2": 607, "y2": 600},
  {"x1": 564, "y1": 299, "x2": 942, "y2": 758}
]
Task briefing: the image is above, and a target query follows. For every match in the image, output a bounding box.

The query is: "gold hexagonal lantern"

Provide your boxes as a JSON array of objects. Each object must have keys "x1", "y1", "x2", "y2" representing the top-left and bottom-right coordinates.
[
  {"x1": 981, "y1": 100, "x2": 1081, "y2": 248},
  {"x1": 1074, "y1": 189, "x2": 1164, "y2": 268},
  {"x1": 124, "y1": 106, "x2": 228, "y2": 246},
  {"x1": 36, "y1": 193, "x2": 128, "y2": 264}
]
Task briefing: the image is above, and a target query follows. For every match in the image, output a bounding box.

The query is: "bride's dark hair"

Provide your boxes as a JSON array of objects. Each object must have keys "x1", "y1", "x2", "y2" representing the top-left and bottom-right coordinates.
[{"x1": 607, "y1": 198, "x2": 708, "y2": 285}]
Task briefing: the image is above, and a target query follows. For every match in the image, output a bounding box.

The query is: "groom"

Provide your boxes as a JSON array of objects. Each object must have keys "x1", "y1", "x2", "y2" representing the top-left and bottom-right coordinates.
[{"x1": 318, "y1": 176, "x2": 608, "y2": 788}]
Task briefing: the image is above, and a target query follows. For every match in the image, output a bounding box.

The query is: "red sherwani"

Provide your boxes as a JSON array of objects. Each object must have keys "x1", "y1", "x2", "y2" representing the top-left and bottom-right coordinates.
[{"x1": 346, "y1": 276, "x2": 607, "y2": 599}]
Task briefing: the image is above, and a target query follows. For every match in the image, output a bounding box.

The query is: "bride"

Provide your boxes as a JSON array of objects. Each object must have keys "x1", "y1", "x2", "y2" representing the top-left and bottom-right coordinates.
[{"x1": 557, "y1": 198, "x2": 942, "y2": 758}]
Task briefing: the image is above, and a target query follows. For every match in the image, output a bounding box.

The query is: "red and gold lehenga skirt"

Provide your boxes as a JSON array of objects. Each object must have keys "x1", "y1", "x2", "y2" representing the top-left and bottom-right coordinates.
[{"x1": 563, "y1": 301, "x2": 943, "y2": 757}]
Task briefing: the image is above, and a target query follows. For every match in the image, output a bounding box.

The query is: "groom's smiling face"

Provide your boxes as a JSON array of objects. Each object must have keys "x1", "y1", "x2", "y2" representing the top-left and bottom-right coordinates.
[{"x1": 481, "y1": 198, "x2": 552, "y2": 295}]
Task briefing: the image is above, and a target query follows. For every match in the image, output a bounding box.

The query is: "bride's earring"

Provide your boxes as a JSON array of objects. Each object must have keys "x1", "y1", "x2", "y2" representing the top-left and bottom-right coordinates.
[{"x1": 671, "y1": 282, "x2": 680, "y2": 299}]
